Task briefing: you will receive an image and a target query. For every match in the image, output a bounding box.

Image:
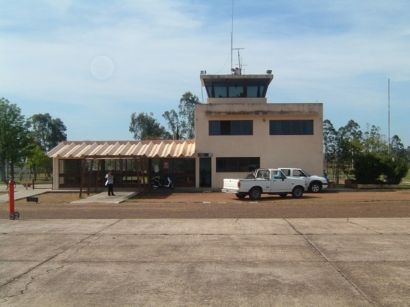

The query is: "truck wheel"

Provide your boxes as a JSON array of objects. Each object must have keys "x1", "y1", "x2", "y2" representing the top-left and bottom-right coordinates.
[
  {"x1": 279, "y1": 193, "x2": 287, "y2": 198},
  {"x1": 249, "y1": 187, "x2": 262, "y2": 200},
  {"x1": 292, "y1": 186, "x2": 304, "y2": 198},
  {"x1": 309, "y1": 182, "x2": 322, "y2": 193},
  {"x1": 235, "y1": 193, "x2": 246, "y2": 199}
]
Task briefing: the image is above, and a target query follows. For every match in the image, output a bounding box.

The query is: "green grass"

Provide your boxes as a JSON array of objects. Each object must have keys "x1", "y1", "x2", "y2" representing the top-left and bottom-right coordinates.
[{"x1": 401, "y1": 169, "x2": 410, "y2": 186}]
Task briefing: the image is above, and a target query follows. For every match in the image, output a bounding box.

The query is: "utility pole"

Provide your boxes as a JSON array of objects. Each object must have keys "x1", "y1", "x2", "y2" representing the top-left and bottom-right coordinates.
[
  {"x1": 230, "y1": 0, "x2": 234, "y2": 72},
  {"x1": 388, "y1": 78, "x2": 390, "y2": 153}
]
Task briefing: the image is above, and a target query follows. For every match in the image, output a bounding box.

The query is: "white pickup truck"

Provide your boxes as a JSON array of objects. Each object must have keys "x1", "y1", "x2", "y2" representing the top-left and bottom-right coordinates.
[
  {"x1": 222, "y1": 168, "x2": 308, "y2": 200},
  {"x1": 278, "y1": 168, "x2": 328, "y2": 193}
]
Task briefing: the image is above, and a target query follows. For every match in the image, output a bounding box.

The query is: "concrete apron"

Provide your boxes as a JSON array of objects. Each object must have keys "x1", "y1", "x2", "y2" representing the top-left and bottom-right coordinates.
[
  {"x1": 1, "y1": 218, "x2": 410, "y2": 306},
  {"x1": 71, "y1": 192, "x2": 138, "y2": 204}
]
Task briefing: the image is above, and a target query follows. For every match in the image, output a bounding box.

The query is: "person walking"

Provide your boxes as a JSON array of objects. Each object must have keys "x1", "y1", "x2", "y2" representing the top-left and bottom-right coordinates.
[{"x1": 105, "y1": 171, "x2": 115, "y2": 196}]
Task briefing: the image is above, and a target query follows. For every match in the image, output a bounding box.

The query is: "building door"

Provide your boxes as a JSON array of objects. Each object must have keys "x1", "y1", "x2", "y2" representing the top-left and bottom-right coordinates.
[{"x1": 200, "y1": 158, "x2": 211, "y2": 187}]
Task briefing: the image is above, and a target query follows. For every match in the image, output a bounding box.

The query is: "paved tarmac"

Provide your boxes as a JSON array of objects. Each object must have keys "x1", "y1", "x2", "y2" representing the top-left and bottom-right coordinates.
[
  {"x1": 1, "y1": 218, "x2": 410, "y2": 306},
  {"x1": 0, "y1": 184, "x2": 53, "y2": 203},
  {"x1": 1, "y1": 185, "x2": 410, "y2": 306}
]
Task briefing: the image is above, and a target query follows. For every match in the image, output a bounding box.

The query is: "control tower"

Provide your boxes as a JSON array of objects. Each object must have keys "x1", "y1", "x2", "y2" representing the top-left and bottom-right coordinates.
[{"x1": 200, "y1": 71, "x2": 273, "y2": 104}]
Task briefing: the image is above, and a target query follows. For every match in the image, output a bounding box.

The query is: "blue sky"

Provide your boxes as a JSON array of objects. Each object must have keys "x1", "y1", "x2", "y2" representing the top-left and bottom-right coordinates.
[{"x1": 1, "y1": 0, "x2": 409, "y2": 147}]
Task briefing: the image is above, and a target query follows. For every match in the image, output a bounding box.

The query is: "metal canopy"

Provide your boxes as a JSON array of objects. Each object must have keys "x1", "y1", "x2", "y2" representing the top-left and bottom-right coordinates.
[{"x1": 47, "y1": 140, "x2": 196, "y2": 159}]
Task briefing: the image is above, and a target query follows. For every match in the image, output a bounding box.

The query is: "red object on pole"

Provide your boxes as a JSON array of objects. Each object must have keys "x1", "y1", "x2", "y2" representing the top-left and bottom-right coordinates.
[
  {"x1": 8, "y1": 179, "x2": 15, "y2": 215},
  {"x1": 8, "y1": 179, "x2": 19, "y2": 220}
]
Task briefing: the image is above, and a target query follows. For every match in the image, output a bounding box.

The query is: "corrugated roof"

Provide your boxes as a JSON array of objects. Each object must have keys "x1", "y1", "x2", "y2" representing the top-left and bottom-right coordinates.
[{"x1": 47, "y1": 140, "x2": 196, "y2": 159}]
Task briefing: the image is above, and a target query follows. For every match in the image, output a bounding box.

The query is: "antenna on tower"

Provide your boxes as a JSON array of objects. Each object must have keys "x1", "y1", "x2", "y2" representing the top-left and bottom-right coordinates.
[
  {"x1": 232, "y1": 47, "x2": 244, "y2": 75},
  {"x1": 230, "y1": 0, "x2": 244, "y2": 75}
]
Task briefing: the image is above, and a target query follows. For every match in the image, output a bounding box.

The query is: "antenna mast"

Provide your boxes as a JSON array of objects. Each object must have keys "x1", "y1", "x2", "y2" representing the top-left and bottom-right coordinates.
[
  {"x1": 230, "y1": 0, "x2": 244, "y2": 75},
  {"x1": 230, "y1": 0, "x2": 234, "y2": 71},
  {"x1": 388, "y1": 78, "x2": 391, "y2": 152}
]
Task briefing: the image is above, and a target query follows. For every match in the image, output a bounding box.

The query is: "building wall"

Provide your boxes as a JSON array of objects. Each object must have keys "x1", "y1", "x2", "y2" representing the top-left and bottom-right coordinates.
[{"x1": 195, "y1": 103, "x2": 323, "y2": 189}]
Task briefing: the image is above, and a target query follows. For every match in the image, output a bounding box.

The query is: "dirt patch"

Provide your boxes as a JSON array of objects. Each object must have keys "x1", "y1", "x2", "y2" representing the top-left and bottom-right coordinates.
[{"x1": 1, "y1": 190, "x2": 409, "y2": 219}]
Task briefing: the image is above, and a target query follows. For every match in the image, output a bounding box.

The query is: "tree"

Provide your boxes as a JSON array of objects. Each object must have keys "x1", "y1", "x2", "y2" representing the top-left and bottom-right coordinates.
[
  {"x1": 30, "y1": 113, "x2": 67, "y2": 152},
  {"x1": 129, "y1": 112, "x2": 172, "y2": 140},
  {"x1": 351, "y1": 153, "x2": 384, "y2": 184},
  {"x1": 381, "y1": 156, "x2": 409, "y2": 184},
  {"x1": 27, "y1": 145, "x2": 52, "y2": 180},
  {"x1": 323, "y1": 119, "x2": 337, "y2": 170},
  {"x1": 381, "y1": 135, "x2": 409, "y2": 184},
  {"x1": 323, "y1": 119, "x2": 362, "y2": 183},
  {"x1": 0, "y1": 98, "x2": 33, "y2": 181},
  {"x1": 390, "y1": 135, "x2": 407, "y2": 160},
  {"x1": 163, "y1": 92, "x2": 200, "y2": 139},
  {"x1": 179, "y1": 92, "x2": 200, "y2": 139},
  {"x1": 324, "y1": 119, "x2": 409, "y2": 185},
  {"x1": 162, "y1": 109, "x2": 180, "y2": 139},
  {"x1": 362, "y1": 124, "x2": 388, "y2": 156}
]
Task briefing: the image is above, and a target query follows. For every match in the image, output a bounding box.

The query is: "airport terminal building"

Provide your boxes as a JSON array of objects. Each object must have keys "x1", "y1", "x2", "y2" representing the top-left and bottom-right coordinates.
[{"x1": 47, "y1": 71, "x2": 323, "y2": 190}]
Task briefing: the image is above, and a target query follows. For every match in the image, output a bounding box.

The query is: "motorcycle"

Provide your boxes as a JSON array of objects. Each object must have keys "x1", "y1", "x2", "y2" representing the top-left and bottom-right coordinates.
[{"x1": 151, "y1": 176, "x2": 174, "y2": 190}]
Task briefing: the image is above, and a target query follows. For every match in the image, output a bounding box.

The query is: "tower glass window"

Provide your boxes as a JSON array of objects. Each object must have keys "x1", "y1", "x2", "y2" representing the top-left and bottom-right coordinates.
[{"x1": 202, "y1": 75, "x2": 272, "y2": 99}]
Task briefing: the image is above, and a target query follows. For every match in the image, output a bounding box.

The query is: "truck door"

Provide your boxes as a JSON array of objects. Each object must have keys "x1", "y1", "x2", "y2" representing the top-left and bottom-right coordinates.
[{"x1": 270, "y1": 170, "x2": 288, "y2": 192}]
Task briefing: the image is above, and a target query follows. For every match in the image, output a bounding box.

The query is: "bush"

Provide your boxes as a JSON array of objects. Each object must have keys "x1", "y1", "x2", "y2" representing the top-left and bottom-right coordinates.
[
  {"x1": 353, "y1": 153, "x2": 409, "y2": 185},
  {"x1": 352, "y1": 153, "x2": 383, "y2": 184},
  {"x1": 381, "y1": 157, "x2": 409, "y2": 184}
]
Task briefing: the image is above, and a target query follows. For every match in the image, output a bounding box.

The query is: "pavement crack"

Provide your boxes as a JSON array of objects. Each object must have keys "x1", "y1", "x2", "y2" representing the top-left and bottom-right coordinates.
[
  {"x1": 285, "y1": 219, "x2": 375, "y2": 306},
  {"x1": 0, "y1": 220, "x2": 122, "y2": 294},
  {"x1": 61, "y1": 219, "x2": 122, "y2": 262},
  {"x1": 346, "y1": 219, "x2": 382, "y2": 234}
]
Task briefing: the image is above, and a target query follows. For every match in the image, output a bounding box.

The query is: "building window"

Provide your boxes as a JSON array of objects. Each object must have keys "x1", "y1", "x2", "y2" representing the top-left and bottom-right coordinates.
[
  {"x1": 216, "y1": 157, "x2": 260, "y2": 172},
  {"x1": 269, "y1": 120, "x2": 313, "y2": 135},
  {"x1": 209, "y1": 120, "x2": 253, "y2": 135}
]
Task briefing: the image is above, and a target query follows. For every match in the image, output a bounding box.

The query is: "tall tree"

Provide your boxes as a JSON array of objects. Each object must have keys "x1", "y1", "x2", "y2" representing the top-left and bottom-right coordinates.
[
  {"x1": 323, "y1": 119, "x2": 362, "y2": 183},
  {"x1": 30, "y1": 113, "x2": 67, "y2": 152},
  {"x1": 362, "y1": 124, "x2": 388, "y2": 155},
  {"x1": 163, "y1": 92, "x2": 200, "y2": 139},
  {"x1": 129, "y1": 112, "x2": 171, "y2": 140},
  {"x1": 27, "y1": 144, "x2": 52, "y2": 180},
  {"x1": 390, "y1": 135, "x2": 407, "y2": 160},
  {"x1": 0, "y1": 98, "x2": 32, "y2": 181},
  {"x1": 162, "y1": 110, "x2": 180, "y2": 139},
  {"x1": 179, "y1": 92, "x2": 200, "y2": 139},
  {"x1": 323, "y1": 119, "x2": 337, "y2": 170}
]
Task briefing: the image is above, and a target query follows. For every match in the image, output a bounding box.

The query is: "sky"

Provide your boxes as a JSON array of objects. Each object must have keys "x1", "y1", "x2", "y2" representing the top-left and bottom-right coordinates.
[{"x1": 1, "y1": 0, "x2": 409, "y2": 147}]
